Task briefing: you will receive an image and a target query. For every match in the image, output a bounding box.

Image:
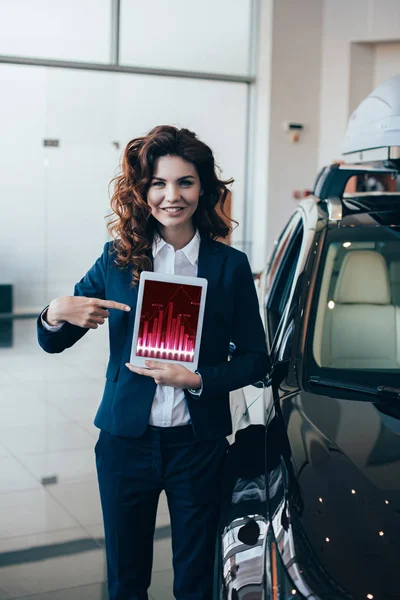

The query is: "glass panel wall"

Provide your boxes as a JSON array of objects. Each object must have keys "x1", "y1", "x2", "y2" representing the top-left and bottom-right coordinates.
[
  {"x1": 0, "y1": 64, "x2": 47, "y2": 312},
  {"x1": 120, "y1": 0, "x2": 253, "y2": 76},
  {"x1": 0, "y1": 0, "x2": 112, "y2": 63}
]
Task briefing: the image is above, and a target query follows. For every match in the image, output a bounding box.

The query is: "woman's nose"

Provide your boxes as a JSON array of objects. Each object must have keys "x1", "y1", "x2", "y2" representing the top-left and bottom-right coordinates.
[{"x1": 165, "y1": 184, "x2": 180, "y2": 201}]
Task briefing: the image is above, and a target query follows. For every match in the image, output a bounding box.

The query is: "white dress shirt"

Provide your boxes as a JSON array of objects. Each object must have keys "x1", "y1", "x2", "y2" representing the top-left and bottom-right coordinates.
[
  {"x1": 148, "y1": 229, "x2": 201, "y2": 427},
  {"x1": 41, "y1": 229, "x2": 202, "y2": 427}
]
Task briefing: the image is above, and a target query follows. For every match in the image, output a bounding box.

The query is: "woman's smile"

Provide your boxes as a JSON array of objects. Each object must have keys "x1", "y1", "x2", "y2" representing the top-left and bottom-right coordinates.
[{"x1": 161, "y1": 206, "x2": 186, "y2": 214}]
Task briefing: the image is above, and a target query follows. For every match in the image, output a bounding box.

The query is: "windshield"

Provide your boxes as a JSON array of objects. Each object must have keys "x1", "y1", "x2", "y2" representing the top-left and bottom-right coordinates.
[{"x1": 311, "y1": 226, "x2": 400, "y2": 379}]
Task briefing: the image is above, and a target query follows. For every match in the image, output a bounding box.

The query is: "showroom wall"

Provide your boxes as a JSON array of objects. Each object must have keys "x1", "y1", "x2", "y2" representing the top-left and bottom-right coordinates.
[
  {"x1": 253, "y1": 0, "x2": 400, "y2": 266},
  {"x1": 319, "y1": 0, "x2": 400, "y2": 167},
  {"x1": 348, "y1": 41, "x2": 400, "y2": 115},
  {"x1": 0, "y1": 0, "x2": 254, "y2": 313},
  {"x1": 263, "y1": 0, "x2": 323, "y2": 259},
  {"x1": 374, "y1": 43, "x2": 400, "y2": 87}
]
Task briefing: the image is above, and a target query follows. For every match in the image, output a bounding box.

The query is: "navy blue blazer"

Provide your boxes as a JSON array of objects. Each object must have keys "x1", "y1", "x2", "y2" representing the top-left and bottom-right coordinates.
[{"x1": 37, "y1": 234, "x2": 269, "y2": 440}]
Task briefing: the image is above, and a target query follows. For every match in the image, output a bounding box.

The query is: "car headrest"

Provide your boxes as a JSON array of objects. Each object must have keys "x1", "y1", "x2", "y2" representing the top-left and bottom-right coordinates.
[{"x1": 334, "y1": 251, "x2": 391, "y2": 305}]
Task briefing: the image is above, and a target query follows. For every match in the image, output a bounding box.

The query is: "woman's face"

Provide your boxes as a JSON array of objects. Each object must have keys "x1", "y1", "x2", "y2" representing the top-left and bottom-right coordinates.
[{"x1": 147, "y1": 155, "x2": 202, "y2": 232}]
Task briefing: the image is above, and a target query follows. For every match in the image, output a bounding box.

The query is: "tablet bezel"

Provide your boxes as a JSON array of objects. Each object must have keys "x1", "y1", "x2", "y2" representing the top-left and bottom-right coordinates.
[{"x1": 129, "y1": 271, "x2": 208, "y2": 372}]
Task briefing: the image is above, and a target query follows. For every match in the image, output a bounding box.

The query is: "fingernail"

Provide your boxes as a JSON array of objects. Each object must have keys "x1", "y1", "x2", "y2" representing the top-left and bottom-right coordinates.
[{"x1": 125, "y1": 306, "x2": 130, "y2": 311}]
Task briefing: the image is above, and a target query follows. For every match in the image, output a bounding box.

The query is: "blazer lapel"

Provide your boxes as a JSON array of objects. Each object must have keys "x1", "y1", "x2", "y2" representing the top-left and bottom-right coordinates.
[
  {"x1": 118, "y1": 247, "x2": 153, "y2": 304},
  {"x1": 197, "y1": 234, "x2": 226, "y2": 314}
]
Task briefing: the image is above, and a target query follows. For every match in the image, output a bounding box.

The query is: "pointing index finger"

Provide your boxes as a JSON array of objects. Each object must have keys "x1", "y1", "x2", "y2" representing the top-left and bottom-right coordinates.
[{"x1": 98, "y1": 300, "x2": 131, "y2": 312}]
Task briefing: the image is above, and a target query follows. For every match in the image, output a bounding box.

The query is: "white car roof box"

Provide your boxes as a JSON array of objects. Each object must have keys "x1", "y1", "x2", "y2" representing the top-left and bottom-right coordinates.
[{"x1": 341, "y1": 73, "x2": 400, "y2": 165}]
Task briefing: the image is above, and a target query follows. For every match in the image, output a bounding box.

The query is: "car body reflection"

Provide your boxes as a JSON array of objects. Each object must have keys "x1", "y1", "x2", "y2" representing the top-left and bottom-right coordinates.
[{"x1": 219, "y1": 423, "x2": 268, "y2": 599}]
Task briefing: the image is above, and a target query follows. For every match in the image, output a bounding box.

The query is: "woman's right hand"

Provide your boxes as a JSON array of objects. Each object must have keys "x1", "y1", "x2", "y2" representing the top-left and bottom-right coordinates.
[{"x1": 45, "y1": 296, "x2": 131, "y2": 329}]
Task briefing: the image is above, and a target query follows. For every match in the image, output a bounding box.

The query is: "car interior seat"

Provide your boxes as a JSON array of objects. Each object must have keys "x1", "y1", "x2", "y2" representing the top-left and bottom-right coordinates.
[{"x1": 321, "y1": 250, "x2": 399, "y2": 369}]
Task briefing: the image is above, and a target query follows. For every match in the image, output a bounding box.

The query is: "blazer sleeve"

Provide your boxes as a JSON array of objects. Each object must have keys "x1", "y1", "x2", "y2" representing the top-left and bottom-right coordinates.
[
  {"x1": 37, "y1": 242, "x2": 110, "y2": 354},
  {"x1": 197, "y1": 254, "x2": 270, "y2": 397}
]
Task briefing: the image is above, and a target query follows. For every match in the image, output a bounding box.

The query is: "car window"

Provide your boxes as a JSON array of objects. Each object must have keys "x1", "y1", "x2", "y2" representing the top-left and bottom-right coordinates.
[
  {"x1": 265, "y1": 219, "x2": 304, "y2": 350},
  {"x1": 257, "y1": 216, "x2": 300, "y2": 332},
  {"x1": 311, "y1": 226, "x2": 400, "y2": 378},
  {"x1": 265, "y1": 214, "x2": 301, "y2": 295}
]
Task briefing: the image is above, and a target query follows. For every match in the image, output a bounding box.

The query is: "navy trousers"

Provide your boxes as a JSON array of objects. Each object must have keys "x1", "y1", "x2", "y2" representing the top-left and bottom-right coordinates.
[{"x1": 95, "y1": 425, "x2": 228, "y2": 600}]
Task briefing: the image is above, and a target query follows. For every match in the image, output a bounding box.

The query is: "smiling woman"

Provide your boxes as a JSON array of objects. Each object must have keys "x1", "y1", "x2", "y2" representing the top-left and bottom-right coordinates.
[{"x1": 37, "y1": 124, "x2": 270, "y2": 600}]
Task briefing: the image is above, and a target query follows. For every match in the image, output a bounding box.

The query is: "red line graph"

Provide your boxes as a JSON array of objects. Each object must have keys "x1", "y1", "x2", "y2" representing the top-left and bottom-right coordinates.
[{"x1": 136, "y1": 280, "x2": 202, "y2": 362}]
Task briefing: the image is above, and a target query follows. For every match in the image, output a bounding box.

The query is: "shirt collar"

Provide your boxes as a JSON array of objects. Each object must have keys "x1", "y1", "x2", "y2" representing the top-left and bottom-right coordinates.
[{"x1": 152, "y1": 229, "x2": 201, "y2": 266}]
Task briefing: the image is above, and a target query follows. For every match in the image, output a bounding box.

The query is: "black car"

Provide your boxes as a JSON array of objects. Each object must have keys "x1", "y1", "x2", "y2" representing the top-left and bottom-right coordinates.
[{"x1": 216, "y1": 161, "x2": 400, "y2": 600}]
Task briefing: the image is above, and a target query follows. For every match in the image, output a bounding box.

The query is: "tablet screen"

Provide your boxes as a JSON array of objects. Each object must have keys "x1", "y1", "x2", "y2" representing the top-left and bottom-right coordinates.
[{"x1": 135, "y1": 279, "x2": 202, "y2": 363}]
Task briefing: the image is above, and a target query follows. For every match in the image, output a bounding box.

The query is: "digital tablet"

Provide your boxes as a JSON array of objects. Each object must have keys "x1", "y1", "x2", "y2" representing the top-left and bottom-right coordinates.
[{"x1": 129, "y1": 271, "x2": 208, "y2": 371}]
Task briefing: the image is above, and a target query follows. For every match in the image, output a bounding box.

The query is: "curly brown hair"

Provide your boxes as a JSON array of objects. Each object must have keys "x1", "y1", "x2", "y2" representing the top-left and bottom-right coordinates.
[{"x1": 107, "y1": 125, "x2": 237, "y2": 285}]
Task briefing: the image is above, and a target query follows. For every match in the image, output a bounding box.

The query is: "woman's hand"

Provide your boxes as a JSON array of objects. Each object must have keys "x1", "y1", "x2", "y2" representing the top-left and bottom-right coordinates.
[
  {"x1": 126, "y1": 360, "x2": 201, "y2": 389},
  {"x1": 45, "y1": 296, "x2": 130, "y2": 329}
]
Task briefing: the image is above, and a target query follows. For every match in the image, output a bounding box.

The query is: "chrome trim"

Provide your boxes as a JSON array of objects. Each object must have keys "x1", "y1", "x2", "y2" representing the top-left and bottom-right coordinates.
[
  {"x1": 342, "y1": 146, "x2": 400, "y2": 163},
  {"x1": 0, "y1": 54, "x2": 255, "y2": 83},
  {"x1": 327, "y1": 196, "x2": 342, "y2": 221},
  {"x1": 343, "y1": 191, "x2": 400, "y2": 198},
  {"x1": 337, "y1": 163, "x2": 398, "y2": 173}
]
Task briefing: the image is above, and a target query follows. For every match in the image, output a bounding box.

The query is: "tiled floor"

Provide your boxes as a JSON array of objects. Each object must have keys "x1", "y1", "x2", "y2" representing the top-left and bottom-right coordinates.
[{"x1": 0, "y1": 319, "x2": 174, "y2": 600}]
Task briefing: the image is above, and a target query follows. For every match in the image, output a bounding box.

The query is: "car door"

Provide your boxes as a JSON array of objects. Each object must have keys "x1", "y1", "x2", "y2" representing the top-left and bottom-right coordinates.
[
  {"x1": 217, "y1": 209, "x2": 308, "y2": 600},
  {"x1": 279, "y1": 223, "x2": 400, "y2": 600}
]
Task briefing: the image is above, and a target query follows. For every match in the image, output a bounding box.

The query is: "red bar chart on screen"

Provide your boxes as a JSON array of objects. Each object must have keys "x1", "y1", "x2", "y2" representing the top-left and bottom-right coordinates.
[
  {"x1": 130, "y1": 272, "x2": 208, "y2": 371},
  {"x1": 137, "y1": 280, "x2": 201, "y2": 362}
]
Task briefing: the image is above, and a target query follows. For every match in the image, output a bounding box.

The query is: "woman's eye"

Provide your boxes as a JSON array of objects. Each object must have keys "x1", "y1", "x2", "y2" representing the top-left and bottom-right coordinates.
[{"x1": 151, "y1": 180, "x2": 192, "y2": 188}]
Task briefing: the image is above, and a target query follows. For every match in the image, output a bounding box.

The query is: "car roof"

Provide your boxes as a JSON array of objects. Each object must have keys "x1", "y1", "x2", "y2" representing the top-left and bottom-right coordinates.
[
  {"x1": 334, "y1": 193, "x2": 400, "y2": 228},
  {"x1": 311, "y1": 164, "x2": 400, "y2": 228},
  {"x1": 300, "y1": 193, "x2": 400, "y2": 229}
]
